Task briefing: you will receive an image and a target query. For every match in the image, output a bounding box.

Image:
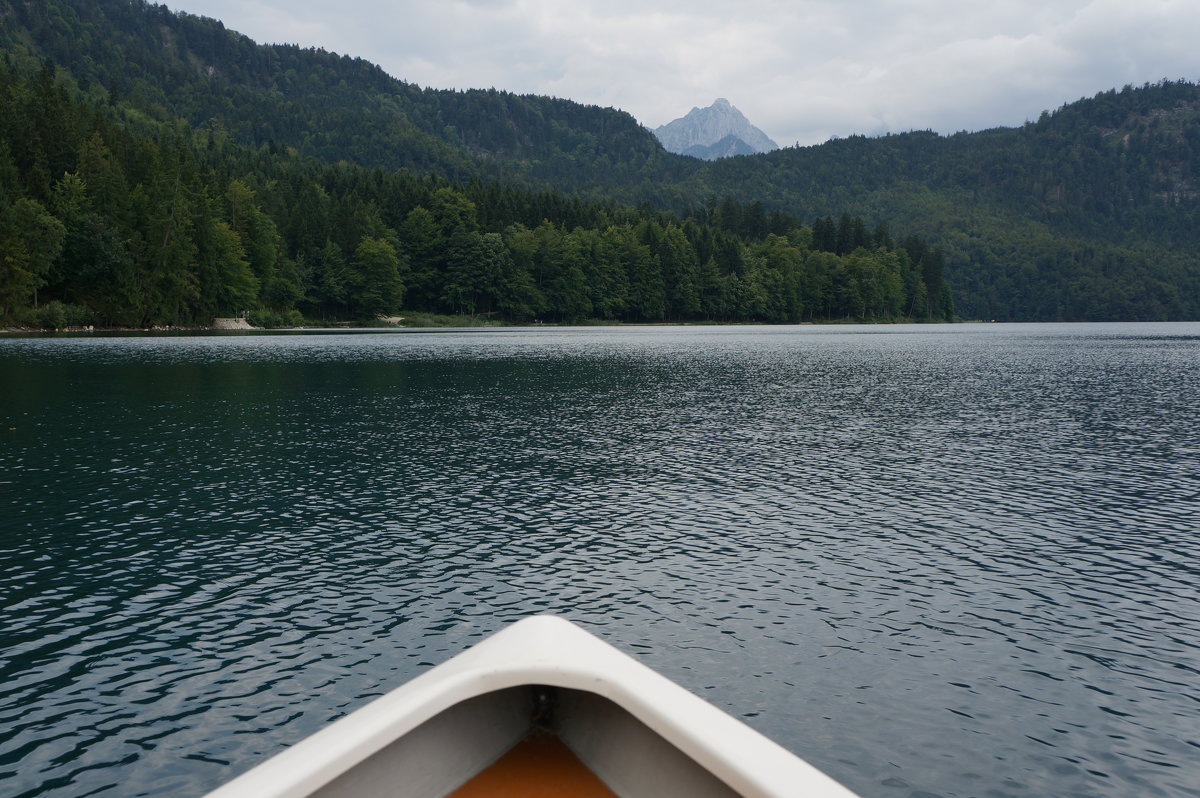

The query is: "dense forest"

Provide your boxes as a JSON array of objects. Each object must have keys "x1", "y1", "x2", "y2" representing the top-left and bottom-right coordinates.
[
  {"x1": 0, "y1": 61, "x2": 952, "y2": 327},
  {"x1": 1, "y1": 0, "x2": 1198, "y2": 323}
]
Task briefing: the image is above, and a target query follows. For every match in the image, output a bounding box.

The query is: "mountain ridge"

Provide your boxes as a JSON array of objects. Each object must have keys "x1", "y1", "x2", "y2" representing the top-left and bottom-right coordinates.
[{"x1": 0, "y1": 0, "x2": 681, "y2": 192}]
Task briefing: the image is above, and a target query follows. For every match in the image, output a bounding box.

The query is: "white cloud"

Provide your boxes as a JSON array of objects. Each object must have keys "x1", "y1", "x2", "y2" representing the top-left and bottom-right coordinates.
[{"x1": 167, "y1": 0, "x2": 1200, "y2": 145}]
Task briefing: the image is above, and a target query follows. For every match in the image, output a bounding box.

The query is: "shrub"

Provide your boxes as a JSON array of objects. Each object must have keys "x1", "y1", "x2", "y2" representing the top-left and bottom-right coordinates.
[
  {"x1": 34, "y1": 302, "x2": 95, "y2": 329},
  {"x1": 247, "y1": 309, "x2": 305, "y2": 328}
]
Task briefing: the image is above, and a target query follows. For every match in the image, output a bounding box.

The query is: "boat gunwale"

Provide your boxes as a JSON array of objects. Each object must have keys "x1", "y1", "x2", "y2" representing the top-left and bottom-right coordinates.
[{"x1": 203, "y1": 615, "x2": 858, "y2": 798}]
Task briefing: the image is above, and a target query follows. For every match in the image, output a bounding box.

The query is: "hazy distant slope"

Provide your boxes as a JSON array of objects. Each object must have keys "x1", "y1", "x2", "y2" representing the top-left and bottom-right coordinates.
[{"x1": 682, "y1": 134, "x2": 759, "y2": 160}]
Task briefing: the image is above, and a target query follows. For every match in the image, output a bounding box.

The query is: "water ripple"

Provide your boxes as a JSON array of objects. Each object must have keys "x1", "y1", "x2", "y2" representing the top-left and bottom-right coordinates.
[{"x1": 1, "y1": 323, "x2": 1198, "y2": 797}]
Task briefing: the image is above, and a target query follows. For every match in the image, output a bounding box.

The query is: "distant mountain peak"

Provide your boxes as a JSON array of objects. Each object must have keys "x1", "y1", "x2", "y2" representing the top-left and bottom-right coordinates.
[{"x1": 653, "y1": 99, "x2": 777, "y2": 160}]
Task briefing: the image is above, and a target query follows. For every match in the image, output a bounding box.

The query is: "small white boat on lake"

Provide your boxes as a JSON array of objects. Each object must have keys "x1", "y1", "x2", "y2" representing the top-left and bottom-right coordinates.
[{"x1": 204, "y1": 615, "x2": 858, "y2": 798}]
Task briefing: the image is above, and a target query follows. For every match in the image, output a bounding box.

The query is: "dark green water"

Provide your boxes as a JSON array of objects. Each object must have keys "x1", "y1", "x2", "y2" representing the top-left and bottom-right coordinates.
[{"x1": 1, "y1": 324, "x2": 1198, "y2": 798}]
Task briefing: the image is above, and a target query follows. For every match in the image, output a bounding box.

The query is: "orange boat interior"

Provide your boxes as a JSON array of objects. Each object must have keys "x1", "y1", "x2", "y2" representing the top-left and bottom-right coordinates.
[{"x1": 448, "y1": 731, "x2": 617, "y2": 798}]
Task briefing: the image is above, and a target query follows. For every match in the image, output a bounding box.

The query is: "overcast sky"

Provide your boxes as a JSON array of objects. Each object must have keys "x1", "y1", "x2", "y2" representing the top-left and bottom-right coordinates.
[{"x1": 163, "y1": 0, "x2": 1200, "y2": 147}]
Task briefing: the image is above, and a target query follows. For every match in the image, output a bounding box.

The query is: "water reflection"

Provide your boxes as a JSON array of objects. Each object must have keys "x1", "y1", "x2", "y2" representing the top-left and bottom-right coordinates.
[{"x1": 1, "y1": 324, "x2": 1198, "y2": 798}]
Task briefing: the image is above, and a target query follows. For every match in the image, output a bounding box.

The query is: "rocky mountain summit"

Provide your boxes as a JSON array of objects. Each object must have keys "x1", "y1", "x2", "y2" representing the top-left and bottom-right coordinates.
[{"x1": 653, "y1": 98, "x2": 778, "y2": 160}]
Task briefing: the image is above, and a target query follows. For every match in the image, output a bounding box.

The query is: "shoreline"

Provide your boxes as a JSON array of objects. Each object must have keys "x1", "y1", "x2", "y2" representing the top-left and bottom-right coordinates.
[
  {"x1": 1, "y1": 319, "x2": 967, "y2": 335},
  {"x1": 24, "y1": 315, "x2": 1200, "y2": 336}
]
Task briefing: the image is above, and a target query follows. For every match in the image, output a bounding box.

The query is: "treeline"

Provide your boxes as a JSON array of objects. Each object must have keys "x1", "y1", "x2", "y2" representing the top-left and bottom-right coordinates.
[{"x1": 0, "y1": 62, "x2": 953, "y2": 327}]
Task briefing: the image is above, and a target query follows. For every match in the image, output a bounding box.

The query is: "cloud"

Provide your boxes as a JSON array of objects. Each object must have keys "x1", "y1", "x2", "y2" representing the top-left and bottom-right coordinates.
[{"x1": 167, "y1": 0, "x2": 1200, "y2": 146}]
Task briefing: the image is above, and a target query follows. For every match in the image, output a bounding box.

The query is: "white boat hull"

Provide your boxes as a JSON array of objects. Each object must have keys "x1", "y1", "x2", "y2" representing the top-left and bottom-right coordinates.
[{"x1": 204, "y1": 616, "x2": 858, "y2": 798}]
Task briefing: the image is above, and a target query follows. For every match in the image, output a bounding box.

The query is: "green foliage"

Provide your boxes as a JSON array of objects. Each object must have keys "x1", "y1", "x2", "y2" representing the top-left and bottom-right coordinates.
[
  {"x1": 4, "y1": 0, "x2": 1197, "y2": 323},
  {"x1": 246, "y1": 308, "x2": 303, "y2": 328},
  {"x1": 0, "y1": 197, "x2": 66, "y2": 312},
  {"x1": 193, "y1": 216, "x2": 258, "y2": 317},
  {"x1": 18, "y1": 300, "x2": 95, "y2": 329},
  {"x1": 351, "y1": 236, "x2": 404, "y2": 315}
]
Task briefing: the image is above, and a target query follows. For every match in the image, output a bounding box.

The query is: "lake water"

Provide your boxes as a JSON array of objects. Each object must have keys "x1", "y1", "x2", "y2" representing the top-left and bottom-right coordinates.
[{"x1": 1, "y1": 323, "x2": 1198, "y2": 798}]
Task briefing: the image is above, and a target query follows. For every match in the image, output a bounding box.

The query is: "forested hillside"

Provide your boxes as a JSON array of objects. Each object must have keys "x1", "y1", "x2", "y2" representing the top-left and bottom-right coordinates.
[
  {"x1": 685, "y1": 84, "x2": 1200, "y2": 320},
  {"x1": 0, "y1": 0, "x2": 687, "y2": 193},
  {"x1": 2, "y1": 0, "x2": 1198, "y2": 322},
  {"x1": 0, "y1": 61, "x2": 952, "y2": 327}
]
